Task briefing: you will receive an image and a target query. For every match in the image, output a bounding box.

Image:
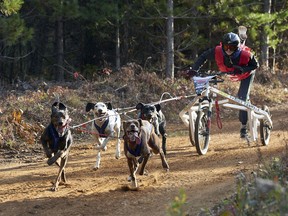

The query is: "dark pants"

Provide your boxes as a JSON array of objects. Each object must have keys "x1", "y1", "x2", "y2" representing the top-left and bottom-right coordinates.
[{"x1": 237, "y1": 71, "x2": 255, "y2": 125}]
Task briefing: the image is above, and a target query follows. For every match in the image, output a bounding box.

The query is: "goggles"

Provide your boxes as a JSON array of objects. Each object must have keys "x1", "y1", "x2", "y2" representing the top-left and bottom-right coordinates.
[{"x1": 223, "y1": 44, "x2": 238, "y2": 52}]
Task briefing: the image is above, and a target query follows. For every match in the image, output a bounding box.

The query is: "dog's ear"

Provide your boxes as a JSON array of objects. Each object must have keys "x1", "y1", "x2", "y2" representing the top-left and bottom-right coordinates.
[
  {"x1": 154, "y1": 103, "x2": 161, "y2": 112},
  {"x1": 52, "y1": 102, "x2": 58, "y2": 107},
  {"x1": 51, "y1": 102, "x2": 59, "y2": 113},
  {"x1": 136, "y1": 103, "x2": 144, "y2": 110},
  {"x1": 86, "y1": 102, "x2": 95, "y2": 112},
  {"x1": 138, "y1": 118, "x2": 143, "y2": 127},
  {"x1": 122, "y1": 121, "x2": 127, "y2": 133},
  {"x1": 58, "y1": 102, "x2": 67, "y2": 111},
  {"x1": 106, "y1": 102, "x2": 113, "y2": 110}
]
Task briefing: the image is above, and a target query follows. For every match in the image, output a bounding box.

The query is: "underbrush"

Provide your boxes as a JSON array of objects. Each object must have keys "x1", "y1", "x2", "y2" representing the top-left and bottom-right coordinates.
[
  {"x1": 167, "y1": 143, "x2": 288, "y2": 216},
  {"x1": 0, "y1": 66, "x2": 287, "y2": 150},
  {"x1": 199, "y1": 143, "x2": 288, "y2": 216}
]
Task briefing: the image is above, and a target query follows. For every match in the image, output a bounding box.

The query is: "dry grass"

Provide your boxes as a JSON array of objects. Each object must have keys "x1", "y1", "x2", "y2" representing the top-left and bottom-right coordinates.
[{"x1": 0, "y1": 65, "x2": 287, "y2": 148}]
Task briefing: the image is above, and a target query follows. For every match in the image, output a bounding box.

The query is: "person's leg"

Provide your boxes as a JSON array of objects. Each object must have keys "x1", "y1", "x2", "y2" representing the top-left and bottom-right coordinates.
[{"x1": 237, "y1": 71, "x2": 255, "y2": 137}]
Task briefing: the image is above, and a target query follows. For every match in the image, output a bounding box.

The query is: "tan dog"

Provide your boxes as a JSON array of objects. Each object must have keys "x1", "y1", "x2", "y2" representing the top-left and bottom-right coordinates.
[{"x1": 123, "y1": 119, "x2": 169, "y2": 188}]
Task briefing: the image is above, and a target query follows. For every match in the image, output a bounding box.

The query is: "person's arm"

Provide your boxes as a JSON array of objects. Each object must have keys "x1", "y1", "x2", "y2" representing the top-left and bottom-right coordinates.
[
  {"x1": 192, "y1": 48, "x2": 215, "y2": 71},
  {"x1": 241, "y1": 54, "x2": 259, "y2": 72}
]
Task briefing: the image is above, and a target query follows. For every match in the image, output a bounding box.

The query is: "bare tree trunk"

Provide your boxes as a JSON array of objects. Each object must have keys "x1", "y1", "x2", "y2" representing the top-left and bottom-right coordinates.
[
  {"x1": 260, "y1": 0, "x2": 271, "y2": 68},
  {"x1": 122, "y1": 17, "x2": 129, "y2": 66},
  {"x1": 116, "y1": 14, "x2": 121, "y2": 70},
  {"x1": 166, "y1": 0, "x2": 174, "y2": 79},
  {"x1": 56, "y1": 16, "x2": 64, "y2": 82}
]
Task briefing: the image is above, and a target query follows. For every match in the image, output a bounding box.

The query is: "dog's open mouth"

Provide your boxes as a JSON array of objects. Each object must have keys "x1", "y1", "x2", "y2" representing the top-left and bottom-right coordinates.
[
  {"x1": 56, "y1": 124, "x2": 67, "y2": 137},
  {"x1": 56, "y1": 123, "x2": 68, "y2": 137},
  {"x1": 127, "y1": 130, "x2": 141, "y2": 144},
  {"x1": 96, "y1": 112, "x2": 107, "y2": 120}
]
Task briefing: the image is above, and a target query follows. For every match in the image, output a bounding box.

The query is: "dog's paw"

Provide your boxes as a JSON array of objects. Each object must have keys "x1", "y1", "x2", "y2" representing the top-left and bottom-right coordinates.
[
  {"x1": 115, "y1": 153, "x2": 120, "y2": 159},
  {"x1": 51, "y1": 186, "x2": 58, "y2": 192},
  {"x1": 96, "y1": 145, "x2": 107, "y2": 151},
  {"x1": 95, "y1": 145, "x2": 101, "y2": 150},
  {"x1": 127, "y1": 175, "x2": 132, "y2": 182},
  {"x1": 131, "y1": 180, "x2": 138, "y2": 189},
  {"x1": 102, "y1": 145, "x2": 107, "y2": 151},
  {"x1": 93, "y1": 167, "x2": 99, "y2": 171},
  {"x1": 139, "y1": 169, "x2": 149, "y2": 176},
  {"x1": 47, "y1": 157, "x2": 56, "y2": 166}
]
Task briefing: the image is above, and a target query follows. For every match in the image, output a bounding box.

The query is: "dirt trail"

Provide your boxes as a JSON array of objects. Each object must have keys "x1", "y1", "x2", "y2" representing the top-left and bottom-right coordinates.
[{"x1": 0, "y1": 105, "x2": 287, "y2": 216}]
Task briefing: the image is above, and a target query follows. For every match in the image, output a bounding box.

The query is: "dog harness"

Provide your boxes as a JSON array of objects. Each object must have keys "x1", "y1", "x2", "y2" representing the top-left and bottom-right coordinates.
[
  {"x1": 48, "y1": 124, "x2": 60, "y2": 151},
  {"x1": 125, "y1": 140, "x2": 142, "y2": 157},
  {"x1": 94, "y1": 112, "x2": 118, "y2": 137},
  {"x1": 94, "y1": 119, "x2": 109, "y2": 137}
]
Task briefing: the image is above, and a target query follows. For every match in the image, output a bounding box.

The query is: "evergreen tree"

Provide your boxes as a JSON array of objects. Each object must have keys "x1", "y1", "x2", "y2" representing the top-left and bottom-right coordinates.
[{"x1": 0, "y1": 0, "x2": 23, "y2": 16}]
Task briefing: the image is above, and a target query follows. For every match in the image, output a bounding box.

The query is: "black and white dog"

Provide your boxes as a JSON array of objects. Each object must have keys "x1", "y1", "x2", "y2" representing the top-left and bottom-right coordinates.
[
  {"x1": 41, "y1": 102, "x2": 73, "y2": 191},
  {"x1": 136, "y1": 103, "x2": 167, "y2": 155},
  {"x1": 86, "y1": 102, "x2": 121, "y2": 170}
]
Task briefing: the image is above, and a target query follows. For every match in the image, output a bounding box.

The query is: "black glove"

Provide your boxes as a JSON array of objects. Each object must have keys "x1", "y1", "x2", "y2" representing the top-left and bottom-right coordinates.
[
  {"x1": 180, "y1": 69, "x2": 197, "y2": 79},
  {"x1": 189, "y1": 69, "x2": 198, "y2": 76},
  {"x1": 232, "y1": 65, "x2": 245, "y2": 74},
  {"x1": 185, "y1": 69, "x2": 198, "y2": 79}
]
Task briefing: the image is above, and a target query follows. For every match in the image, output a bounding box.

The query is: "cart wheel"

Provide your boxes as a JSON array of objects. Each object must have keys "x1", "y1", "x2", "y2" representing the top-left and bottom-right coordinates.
[
  {"x1": 194, "y1": 108, "x2": 210, "y2": 155},
  {"x1": 260, "y1": 105, "x2": 271, "y2": 146},
  {"x1": 188, "y1": 121, "x2": 195, "y2": 146}
]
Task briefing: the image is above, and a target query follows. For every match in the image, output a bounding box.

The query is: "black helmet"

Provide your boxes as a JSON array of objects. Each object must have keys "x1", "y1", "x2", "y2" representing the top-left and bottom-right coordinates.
[{"x1": 222, "y1": 32, "x2": 240, "y2": 46}]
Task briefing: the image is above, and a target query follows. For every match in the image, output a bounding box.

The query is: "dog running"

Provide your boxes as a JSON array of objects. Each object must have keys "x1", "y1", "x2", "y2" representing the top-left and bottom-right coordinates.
[
  {"x1": 123, "y1": 119, "x2": 169, "y2": 189},
  {"x1": 86, "y1": 102, "x2": 121, "y2": 170},
  {"x1": 40, "y1": 102, "x2": 73, "y2": 191},
  {"x1": 136, "y1": 102, "x2": 167, "y2": 155}
]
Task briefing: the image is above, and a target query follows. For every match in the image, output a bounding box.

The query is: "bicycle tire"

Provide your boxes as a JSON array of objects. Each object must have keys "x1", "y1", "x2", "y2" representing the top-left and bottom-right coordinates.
[
  {"x1": 260, "y1": 105, "x2": 271, "y2": 146},
  {"x1": 188, "y1": 121, "x2": 195, "y2": 146},
  {"x1": 194, "y1": 109, "x2": 210, "y2": 155}
]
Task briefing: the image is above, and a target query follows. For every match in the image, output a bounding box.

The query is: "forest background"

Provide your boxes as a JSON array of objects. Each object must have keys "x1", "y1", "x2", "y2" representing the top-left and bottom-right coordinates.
[{"x1": 0, "y1": 0, "x2": 287, "y2": 84}]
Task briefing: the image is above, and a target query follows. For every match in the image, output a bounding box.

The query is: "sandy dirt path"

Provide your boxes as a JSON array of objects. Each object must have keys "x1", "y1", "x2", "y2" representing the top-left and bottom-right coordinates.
[{"x1": 0, "y1": 105, "x2": 287, "y2": 216}]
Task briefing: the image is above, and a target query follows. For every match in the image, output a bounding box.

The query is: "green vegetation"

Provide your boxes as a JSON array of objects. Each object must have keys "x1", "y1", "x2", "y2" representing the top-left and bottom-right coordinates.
[
  {"x1": 167, "y1": 189, "x2": 187, "y2": 216},
  {"x1": 200, "y1": 147, "x2": 288, "y2": 215},
  {"x1": 167, "y1": 147, "x2": 288, "y2": 216}
]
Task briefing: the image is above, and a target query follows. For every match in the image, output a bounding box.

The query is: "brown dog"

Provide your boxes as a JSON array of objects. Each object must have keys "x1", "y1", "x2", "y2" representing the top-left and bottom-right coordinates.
[
  {"x1": 40, "y1": 102, "x2": 73, "y2": 191},
  {"x1": 123, "y1": 119, "x2": 169, "y2": 188}
]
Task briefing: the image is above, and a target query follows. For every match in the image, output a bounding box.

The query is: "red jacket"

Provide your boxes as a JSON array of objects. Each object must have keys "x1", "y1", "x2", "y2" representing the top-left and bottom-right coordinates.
[{"x1": 215, "y1": 45, "x2": 251, "y2": 81}]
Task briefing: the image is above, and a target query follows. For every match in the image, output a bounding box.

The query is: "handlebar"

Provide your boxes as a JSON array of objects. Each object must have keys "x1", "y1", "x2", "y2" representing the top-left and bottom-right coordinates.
[
  {"x1": 196, "y1": 70, "x2": 235, "y2": 77},
  {"x1": 209, "y1": 78, "x2": 224, "y2": 84},
  {"x1": 194, "y1": 71, "x2": 225, "y2": 84},
  {"x1": 197, "y1": 69, "x2": 246, "y2": 83}
]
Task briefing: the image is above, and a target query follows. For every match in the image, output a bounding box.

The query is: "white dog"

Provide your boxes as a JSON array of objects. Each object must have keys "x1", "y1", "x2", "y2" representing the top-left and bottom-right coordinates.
[{"x1": 86, "y1": 102, "x2": 121, "y2": 170}]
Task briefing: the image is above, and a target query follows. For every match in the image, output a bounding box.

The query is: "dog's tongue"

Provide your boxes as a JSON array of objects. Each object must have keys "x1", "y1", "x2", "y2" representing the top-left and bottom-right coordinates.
[
  {"x1": 56, "y1": 126, "x2": 65, "y2": 136},
  {"x1": 135, "y1": 136, "x2": 141, "y2": 145},
  {"x1": 128, "y1": 132, "x2": 141, "y2": 144},
  {"x1": 56, "y1": 119, "x2": 71, "y2": 136}
]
